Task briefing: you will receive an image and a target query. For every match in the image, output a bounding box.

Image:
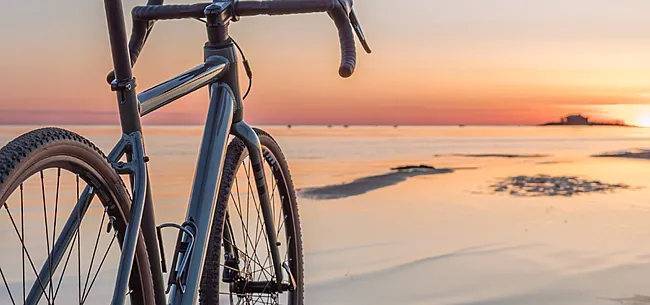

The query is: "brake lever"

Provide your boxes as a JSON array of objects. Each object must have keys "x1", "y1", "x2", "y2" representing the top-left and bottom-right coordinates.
[
  {"x1": 349, "y1": 9, "x2": 371, "y2": 54},
  {"x1": 335, "y1": 0, "x2": 371, "y2": 54}
]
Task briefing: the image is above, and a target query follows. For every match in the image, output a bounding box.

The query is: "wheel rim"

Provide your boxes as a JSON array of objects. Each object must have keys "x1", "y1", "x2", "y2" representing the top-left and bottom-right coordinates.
[{"x1": 220, "y1": 147, "x2": 297, "y2": 305}]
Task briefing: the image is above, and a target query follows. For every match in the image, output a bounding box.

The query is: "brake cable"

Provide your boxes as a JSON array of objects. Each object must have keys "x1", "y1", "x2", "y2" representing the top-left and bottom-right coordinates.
[
  {"x1": 231, "y1": 38, "x2": 253, "y2": 100},
  {"x1": 194, "y1": 17, "x2": 253, "y2": 100}
]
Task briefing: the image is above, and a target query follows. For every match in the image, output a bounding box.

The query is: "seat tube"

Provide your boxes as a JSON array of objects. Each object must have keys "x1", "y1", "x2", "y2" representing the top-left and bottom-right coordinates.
[{"x1": 104, "y1": 0, "x2": 143, "y2": 134}]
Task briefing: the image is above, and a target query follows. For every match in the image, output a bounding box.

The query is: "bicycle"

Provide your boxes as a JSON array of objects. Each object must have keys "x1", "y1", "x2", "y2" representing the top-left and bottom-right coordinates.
[{"x1": 0, "y1": 0, "x2": 370, "y2": 304}]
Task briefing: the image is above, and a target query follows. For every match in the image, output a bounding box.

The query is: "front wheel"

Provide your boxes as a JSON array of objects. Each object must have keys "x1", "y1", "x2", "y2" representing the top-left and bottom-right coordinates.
[
  {"x1": 200, "y1": 128, "x2": 304, "y2": 305},
  {"x1": 0, "y1": 127, "x2": 155, "y2": 305}
]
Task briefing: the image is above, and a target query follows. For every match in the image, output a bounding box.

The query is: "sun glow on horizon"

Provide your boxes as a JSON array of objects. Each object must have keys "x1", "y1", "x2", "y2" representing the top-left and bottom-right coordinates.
[
  {"x1": 585, "y1": 104, "x2": 650, "y2": 127},
  {"x1": 636, "y1": 115, "x2": 650, "y2": 128}
]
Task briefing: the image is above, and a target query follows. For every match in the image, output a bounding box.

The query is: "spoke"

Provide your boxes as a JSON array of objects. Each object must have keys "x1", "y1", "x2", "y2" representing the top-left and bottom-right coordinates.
[
  {"x1": 260, "y1": 240, "x2": 275, "y2": 279},
  {"x1": 230, "y1": 170, "x2": 248, "y2": 253},
  {"x1": 256, "y1": 249, "x2": 271, "y2": 282},
  {"x1": 227, "y1": 240, "x2": 271, "y2": 275},
  {"x1": 232, "y1": 173, "x2": 249, "y2": 268},
  {"x1": 274, "y1": 169, "x2": 285, "y2": 237},
  {"x1": 224, "y1": 211, "x2": 268, "y2": 278},
  {"x1": 225, "y1": 213, "x2": 241, "y2": 267},
  {"x1": 257, "y1": 221, "x2": 272, "y2": 282},
  {"x1": 249, "y1": 191, "x2": 272, "y2": 280},
  {"x1": 0, "y1": 267, "x2": 16, "y2": 305},
  {"x1": 76, "y1": 175, "x2": 81, "y2": 305},
  {"x1": 259, "y1": 163, "x2": 278, "y2": 284},
  {"x1": 244, "y1": 170, "x2": 250, "y2": 269},
  {"x1": 272, "y1": 191, "x2": 284, "y2": 249},
  {"x1": 241, "y1": 161, "x2": 254, "y2": 275},
  {"x1": 52, "y1": 169, "x2": 61, "y2": 275},
  {"x1": 233, "y1": 174, "x2": 246, "y2": 255},
  {"x1": 268, "y1": 168, "x2": 278, "y2": 226},
  {"x1": 268, "y1": 166, "x2": 276, "y2": 230},
  {"x1": 20, "y1": 184, "x2": 25, "y2": 304},
  {"x1": 249, "y1": 220, "x2": 265, "y2": 278},
  {"x1": 230, "y1": 193, "x2": 249, "y2": 241},
  {"x1": 3, "y1": 202, "x2": 50, "y2": 303},
  {"x1": 230, "y1": 192, "x2": 248, "y2": 248},
  {"x1": 243, "y1": 160, "x2": 252, "y2": 271},
  {"x1": 250, "y1": 264, "x2": 273, "y2": 274},
  {"x1": 283, "y1": 236, "x2": 292, "y2": 265},
  {"x1": 251, "y1": 289, "x2": 273, "y2": 305},
  {"x1": 40, "y1": 170, "x2": 55, "y2": 299},
  {"x1": 250, "y1": 161, "x2": 263, "y2": 279},
  {"x1": 252, "y1": 294, "x2": 263, "y2": 305},
  {"x1": 230, "y1": 193, "x2": 257, "y2": 263},
  {"x1": 81, "y1": 208, "x2": 107, "y2": 298},
  {"x1": 81, "y1": 233, "x2": 117, "y2": 304},
  {"x1": 53, "y1": 230, "x2": 79, "y2": 300},
  {"x1": 276, "y1": 217, "x2": 286, "y2": 237},
  {"x1": 220, "y1": 264, "x2": 239, "y2": 272},
  {"x1": 225, "y1": 243, "x2": 272, "y2": 278},
  {"x1": 243, "y1": 159, "x2": 262, "y2": 275},
  {"x1": 51, "y1": 168, "x2": 61, "y2": 301}
]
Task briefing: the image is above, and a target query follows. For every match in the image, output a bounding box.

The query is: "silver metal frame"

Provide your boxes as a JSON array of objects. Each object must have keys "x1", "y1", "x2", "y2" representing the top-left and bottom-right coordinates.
[
  {"x1": 24, "y1": 52, "x2": 282, "y2": 305},
  {"x1": 138, "y1": 56, "x2": 229, "y2": 116},
  {"x1": 167, "y1": 82, "x2": 234, "y2": 305}
]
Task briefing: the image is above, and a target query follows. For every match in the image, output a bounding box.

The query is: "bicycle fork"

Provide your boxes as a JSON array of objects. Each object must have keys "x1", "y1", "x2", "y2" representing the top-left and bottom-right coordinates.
[{"x1": 229, "y1": 122, "x2": 285, "y2": 290}]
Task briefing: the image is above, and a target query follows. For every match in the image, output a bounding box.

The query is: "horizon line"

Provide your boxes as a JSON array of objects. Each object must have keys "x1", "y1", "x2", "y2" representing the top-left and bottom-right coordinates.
[{"x1": 0, "y1": 123, "x2": 640, "y2": 127}]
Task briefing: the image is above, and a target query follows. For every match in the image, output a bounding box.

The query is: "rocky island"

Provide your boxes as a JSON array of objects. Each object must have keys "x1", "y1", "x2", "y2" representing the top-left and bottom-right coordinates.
[{"x1": 540, "y1": 114, "x2": 633, "y2": 127}]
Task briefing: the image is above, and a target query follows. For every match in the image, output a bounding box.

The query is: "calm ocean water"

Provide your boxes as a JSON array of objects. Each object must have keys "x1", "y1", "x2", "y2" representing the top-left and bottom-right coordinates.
[
  {"x1": 3, "y1": 124, "x2": 650, "y2": 196},
  {"x1": 2, "y1": 124, "x2": 650, "y2": 304}
]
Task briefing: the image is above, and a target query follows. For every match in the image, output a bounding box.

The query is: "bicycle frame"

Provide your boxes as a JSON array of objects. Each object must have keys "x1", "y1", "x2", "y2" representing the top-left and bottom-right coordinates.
[{"x1": 25, "y1": 1, "x2": 283, "y2": 305}]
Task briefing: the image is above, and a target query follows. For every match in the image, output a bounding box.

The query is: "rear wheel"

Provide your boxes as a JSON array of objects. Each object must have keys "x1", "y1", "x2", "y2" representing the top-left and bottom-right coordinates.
[
  {"x1": 0, "y1": 128, "x2": 155, "y2": 305},
  {"x1": 200, "y1": 128, "x2": 304, "y2": 305}
]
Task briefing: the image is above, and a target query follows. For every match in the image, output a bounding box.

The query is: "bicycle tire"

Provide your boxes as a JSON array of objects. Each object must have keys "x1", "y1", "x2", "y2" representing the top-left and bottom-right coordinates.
[
  {"x1": 200, "y1": 127, "x2": 304, "y2": 305},
  {"x1": 0, "y1": 127, "x2": 155, "y2": 305}
]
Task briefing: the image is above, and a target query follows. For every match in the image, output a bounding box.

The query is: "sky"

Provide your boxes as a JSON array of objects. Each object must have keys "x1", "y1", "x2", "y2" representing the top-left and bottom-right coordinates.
[{"x1": 2, "y1": 0, "x2": 650, "y2": 126}]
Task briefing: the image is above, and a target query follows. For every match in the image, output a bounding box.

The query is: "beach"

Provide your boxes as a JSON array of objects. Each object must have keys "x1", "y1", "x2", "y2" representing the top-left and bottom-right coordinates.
[{"x1": 1, "y1": 125, "x2": 650, "y2": 304}]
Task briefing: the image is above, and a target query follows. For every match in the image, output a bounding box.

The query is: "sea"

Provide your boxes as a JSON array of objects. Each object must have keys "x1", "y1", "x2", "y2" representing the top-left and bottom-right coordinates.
[{"x1": 1, "y1": 124, "x2": 650, "y2": 305}]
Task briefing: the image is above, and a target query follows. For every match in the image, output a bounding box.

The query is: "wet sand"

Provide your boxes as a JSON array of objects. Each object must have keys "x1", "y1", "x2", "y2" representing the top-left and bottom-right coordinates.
[
  {"x1": 436, "y1": 153, "x2": 551, "y2": 158},
  {"x1": 298, "y1": 165, "x2": 458, "y2": 200},
  {"x1": 593, "y1": 149, "x2": 650, "y2": 160},
  {"x1": 490, "y1": 175, "x2": 632, "y2": 197}
]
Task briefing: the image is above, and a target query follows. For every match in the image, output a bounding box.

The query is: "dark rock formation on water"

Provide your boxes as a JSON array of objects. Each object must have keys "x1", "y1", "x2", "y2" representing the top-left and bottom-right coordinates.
[
  {"x1": 298, "y1": 165, "x2": 477, "y2": 200},
  {"x1": 390, "y1": 164, "x2": 439, "y2": 172},
  {"x1": 491, "y1": 175, "x2": 631, "y2": 197},
  {"x1": 592, "y1": 149, "x2": 650, "y2": 160},
  {"x1": 451, "y1": 153, "x2": 549, "y2": 158}
]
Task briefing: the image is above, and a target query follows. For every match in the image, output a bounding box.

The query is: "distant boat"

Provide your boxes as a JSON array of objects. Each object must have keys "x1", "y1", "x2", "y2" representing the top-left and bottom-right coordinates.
[
  {"x1": 459, "y1": 124, "x2": 465, "y2": 127},
  {"x1": 393, "y1": 125, "x2": 399, "y2": 128},
  {"x1": 327, "y1": 125, "x2": 333, "y2": 128},
  {"x1": 287, "y1": 125, "x2": 292, "y2": 128},
  {"x1": 343, "y1": 125, "x2": 349, "y2": 128}
]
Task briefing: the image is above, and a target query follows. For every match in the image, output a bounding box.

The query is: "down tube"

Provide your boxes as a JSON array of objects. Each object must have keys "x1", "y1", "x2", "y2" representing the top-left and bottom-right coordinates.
[{"x1": 169, "y1": 83, "x2": 234, "y2": 305}]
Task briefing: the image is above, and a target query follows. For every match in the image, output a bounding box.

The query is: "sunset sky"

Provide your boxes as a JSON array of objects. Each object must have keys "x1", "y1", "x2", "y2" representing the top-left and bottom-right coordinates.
[{"x1": 3, "y1": 0, "x2": 650, "y2": 125}]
